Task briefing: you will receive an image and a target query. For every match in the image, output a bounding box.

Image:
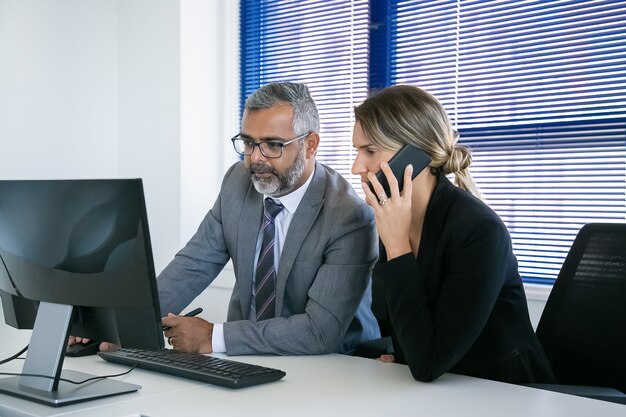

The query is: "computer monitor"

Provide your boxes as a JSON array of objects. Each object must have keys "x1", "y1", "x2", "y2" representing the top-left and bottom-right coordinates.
[{"x1": 0, "y1": 179, "x2": 164, "y2": 406}]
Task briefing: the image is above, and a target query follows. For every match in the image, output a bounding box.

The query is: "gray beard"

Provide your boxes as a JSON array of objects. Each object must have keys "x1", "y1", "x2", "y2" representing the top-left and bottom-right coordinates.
[{"x1": 249, "y1": 146, "x2": 307, "y2": 197}]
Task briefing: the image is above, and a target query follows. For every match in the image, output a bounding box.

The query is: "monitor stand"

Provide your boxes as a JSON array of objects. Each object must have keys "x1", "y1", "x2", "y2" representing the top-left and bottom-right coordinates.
[{"x1": 0, "y1": 302, "x2": 140, "y2": 407}]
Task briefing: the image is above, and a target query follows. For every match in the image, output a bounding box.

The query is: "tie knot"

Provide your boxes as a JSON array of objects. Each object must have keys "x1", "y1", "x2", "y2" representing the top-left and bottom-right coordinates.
[{"x1": 264, "y1": 198, "x2": 284, "y2": 219}]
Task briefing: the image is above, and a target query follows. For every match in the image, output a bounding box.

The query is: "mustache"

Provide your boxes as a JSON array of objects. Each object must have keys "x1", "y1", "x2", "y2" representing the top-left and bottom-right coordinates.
[{"x1": 248, "y1": 163, "x2": 278, "y2": 176}]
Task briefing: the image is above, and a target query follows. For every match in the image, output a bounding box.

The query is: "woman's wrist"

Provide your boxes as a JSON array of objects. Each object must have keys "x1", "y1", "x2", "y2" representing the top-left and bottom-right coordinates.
[{"x1": 385, "y1": 243, "x2": 412, "y2": 261}]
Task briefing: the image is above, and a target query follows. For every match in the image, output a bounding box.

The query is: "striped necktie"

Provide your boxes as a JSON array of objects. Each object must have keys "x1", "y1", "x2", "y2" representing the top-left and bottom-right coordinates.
[{"x1": 255, "y1": 198, "x2": 284, "y2": 321}]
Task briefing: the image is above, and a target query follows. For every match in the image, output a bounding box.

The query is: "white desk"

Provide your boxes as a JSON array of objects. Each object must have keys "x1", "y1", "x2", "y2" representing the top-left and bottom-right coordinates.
[{"x1": 0, "y1": 351, "x2": 624, "y2": 417}]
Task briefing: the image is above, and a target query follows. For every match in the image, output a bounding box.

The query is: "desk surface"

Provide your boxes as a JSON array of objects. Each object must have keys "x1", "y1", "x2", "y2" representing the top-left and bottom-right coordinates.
[{"x1": 0, "y1": 351, "x2": 624, "y2": 417}]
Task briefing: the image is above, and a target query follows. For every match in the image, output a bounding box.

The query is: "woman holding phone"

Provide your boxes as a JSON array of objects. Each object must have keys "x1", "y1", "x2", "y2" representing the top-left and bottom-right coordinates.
[{"x1": 351, "y1": 85, "x2": 555, "y2": 384}]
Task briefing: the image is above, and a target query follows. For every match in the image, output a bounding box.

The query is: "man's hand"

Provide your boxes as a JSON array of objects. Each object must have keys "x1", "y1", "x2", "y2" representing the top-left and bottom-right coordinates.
[
  {"x1": 67, "y1": 336, "x2": 119, "y2": 352},
  {"x1": 67, "y1": 335, "x2": 87, "y2": 346},
  {"x1": 162, "y1": 313, "x2": 214, "y2": 354}
]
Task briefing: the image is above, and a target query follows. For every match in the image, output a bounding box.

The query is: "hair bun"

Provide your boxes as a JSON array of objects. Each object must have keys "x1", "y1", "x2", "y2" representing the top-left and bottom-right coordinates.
[{"x1": 443, "y1": 146, "x2": 472, "y2": 174}]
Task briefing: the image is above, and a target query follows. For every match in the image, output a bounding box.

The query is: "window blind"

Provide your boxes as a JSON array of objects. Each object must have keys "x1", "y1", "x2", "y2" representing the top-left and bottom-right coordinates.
[
  {"x1": 241, "y1": 0, "x2": 626, "y2": 284},
  {"x1": 240, "y1": 0, "x2": 369, "y2": 188},
  {"x1": 387, "y1": 0, "x2": 626, "y2": 284}
]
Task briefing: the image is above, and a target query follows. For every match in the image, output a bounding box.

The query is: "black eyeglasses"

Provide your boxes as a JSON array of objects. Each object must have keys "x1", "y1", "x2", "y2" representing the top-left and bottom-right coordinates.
[{"x1": 231, "y1": 132, "x2": 309, "y2": 158}]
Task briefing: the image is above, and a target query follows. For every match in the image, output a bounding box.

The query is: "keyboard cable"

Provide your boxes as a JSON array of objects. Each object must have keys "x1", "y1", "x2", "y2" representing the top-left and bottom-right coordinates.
[
  {"x1": 0, "y1": 344, "x2": 138, "y2": 385},
  {"x1": 0, "y1": 345, "x2": 28, "y2": 365}
]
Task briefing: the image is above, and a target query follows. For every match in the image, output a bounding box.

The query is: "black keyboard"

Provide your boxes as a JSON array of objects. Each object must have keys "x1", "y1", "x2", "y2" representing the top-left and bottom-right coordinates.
[{"x1": 97, "y1": 348, "x2": 286, "y2": 389}]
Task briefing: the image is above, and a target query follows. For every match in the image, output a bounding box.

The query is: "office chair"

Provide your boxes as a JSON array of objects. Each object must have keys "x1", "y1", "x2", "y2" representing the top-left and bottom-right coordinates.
[{"x1": 529, "y1": 223, "x2": 626, "y2": 404}]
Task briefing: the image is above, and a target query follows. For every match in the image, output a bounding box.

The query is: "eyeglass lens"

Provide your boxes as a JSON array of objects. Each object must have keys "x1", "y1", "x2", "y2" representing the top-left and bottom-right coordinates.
[{"x1": 233, "y1": 138, "x2": 283, "y2": 158}]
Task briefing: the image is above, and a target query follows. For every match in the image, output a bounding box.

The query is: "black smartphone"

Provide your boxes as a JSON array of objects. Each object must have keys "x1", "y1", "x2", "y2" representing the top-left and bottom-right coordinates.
[{"x1": 368, "y1": 145, "x2": 432, "y2": 196}]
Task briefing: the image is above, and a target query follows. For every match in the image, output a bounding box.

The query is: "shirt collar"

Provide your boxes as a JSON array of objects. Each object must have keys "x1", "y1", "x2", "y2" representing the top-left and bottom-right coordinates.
[{"x1": 265, "y1": 166, "x2": 315, "y2": 215}]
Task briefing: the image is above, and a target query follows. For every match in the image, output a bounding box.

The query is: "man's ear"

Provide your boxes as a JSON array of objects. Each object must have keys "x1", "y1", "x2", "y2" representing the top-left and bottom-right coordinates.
[{"x1": 305, "y1": 132, "x2": 320, "y2": 158}]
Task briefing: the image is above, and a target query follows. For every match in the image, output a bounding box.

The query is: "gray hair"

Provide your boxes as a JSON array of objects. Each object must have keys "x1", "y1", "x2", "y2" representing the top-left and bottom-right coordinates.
[{"x1": 245, "y1": 82, "x2": 320, "y2": 135}]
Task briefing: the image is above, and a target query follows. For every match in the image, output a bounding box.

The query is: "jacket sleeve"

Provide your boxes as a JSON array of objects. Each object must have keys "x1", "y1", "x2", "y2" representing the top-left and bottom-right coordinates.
[
  {"x1": 156, "y1": 166, "x2": 235, "y2": 316},
  {"x1": 373, "y1": 216, "x2": 511, "y2": 381}
]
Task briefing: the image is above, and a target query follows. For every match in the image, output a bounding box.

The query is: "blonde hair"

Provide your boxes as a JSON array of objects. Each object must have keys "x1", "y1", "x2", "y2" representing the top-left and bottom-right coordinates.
[{"x1": 354, "y1": 85, "x2": 482, "y2": 199}]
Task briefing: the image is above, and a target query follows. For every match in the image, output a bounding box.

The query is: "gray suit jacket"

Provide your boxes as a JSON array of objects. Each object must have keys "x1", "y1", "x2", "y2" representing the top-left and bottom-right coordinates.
[{"x1": 158, "y1": 161, "x2": 380, "y2": 355}]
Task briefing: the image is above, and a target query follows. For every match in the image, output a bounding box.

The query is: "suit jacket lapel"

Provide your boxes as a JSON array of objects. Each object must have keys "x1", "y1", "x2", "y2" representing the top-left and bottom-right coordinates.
[
  {"x1": 237, "y1": 183, "x2": 264, "y2": 317},
  {"x1": 418, "y1": 172, "x2": 455, "y2": 281},
  {"x1": 275, "y1": 162, "x2": 325, "y2": 313}
]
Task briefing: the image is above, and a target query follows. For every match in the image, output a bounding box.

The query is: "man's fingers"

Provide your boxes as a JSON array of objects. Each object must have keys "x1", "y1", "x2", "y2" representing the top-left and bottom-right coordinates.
[
  {"x1": 99, "y1": 342, "x2": 120, "y2": 351},
  {"x1": 68, "y1": 336, "x2": 92, "y2": 346}
]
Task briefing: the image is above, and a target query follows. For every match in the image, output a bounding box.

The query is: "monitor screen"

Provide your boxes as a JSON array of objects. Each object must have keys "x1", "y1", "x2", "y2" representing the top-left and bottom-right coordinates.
[{"x1": 0, "y1": 179, "x2": 164, "y2": 406}]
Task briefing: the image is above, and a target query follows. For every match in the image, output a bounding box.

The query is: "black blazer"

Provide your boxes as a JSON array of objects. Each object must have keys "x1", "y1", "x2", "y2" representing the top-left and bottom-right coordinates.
[{"x1": 372, "y1": 173, "x2": 555, "y2": 384}]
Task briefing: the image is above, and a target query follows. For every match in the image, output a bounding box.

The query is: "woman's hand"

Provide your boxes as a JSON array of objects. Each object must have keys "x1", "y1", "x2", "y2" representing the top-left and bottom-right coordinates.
[
  {"x1": 377, "y1": 354, "x2": 396, "y2": 363},
  {"x1": 362, "y1": 162, "x2": 414, "y2": 260}
]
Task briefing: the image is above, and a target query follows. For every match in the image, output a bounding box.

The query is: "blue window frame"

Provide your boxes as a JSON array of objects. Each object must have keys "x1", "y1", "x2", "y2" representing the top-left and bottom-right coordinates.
[{"x1": 240, "y1": 0, "x2": 626, "y2": 284}]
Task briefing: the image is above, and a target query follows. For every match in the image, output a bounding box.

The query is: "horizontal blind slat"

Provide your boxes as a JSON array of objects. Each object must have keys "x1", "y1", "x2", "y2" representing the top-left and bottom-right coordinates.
[{"x1": 392, "y1": 0, "x2": 626, "y2": 284}]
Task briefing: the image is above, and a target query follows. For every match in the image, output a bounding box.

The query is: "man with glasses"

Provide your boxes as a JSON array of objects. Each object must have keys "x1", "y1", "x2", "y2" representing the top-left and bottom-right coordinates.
[{"x1": 158, "y1": 82, "x2": 380, "y2": 356}]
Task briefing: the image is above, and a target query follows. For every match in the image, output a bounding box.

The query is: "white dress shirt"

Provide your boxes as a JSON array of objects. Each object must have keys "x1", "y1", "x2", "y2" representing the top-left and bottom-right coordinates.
[{"x1": 211, "y1": 168, "x2": 315, "y2": 353}]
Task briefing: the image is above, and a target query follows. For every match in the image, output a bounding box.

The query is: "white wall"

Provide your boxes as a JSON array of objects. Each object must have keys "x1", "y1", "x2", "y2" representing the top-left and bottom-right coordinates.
[
  {"x1": 0, "y1": 0, "x2": 239, "y2": 272},
  {"x1": 177, "y1": 0, "x2": 240, "y2": 318},
  {"x1": 0, "y1": 2, "x2": 120, "y2": 177},
  {"x1": 180, "y1": 0, "x2": 240, "y2": 246},
  {"x1": 116, "y1": 0, "x2": 182, "y2": 273}
]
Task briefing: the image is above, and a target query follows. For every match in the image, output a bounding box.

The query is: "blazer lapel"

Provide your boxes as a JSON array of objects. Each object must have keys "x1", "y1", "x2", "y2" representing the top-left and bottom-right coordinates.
[
  {"x1": 275, "y1": 163, "x2": 325, "y2": 314},
  {"x1": 418, "y1": 173, "x2": 455, "y2": 280},
  {"x1": 237, "y1": 184, "x2": 264, "y2": 317}
]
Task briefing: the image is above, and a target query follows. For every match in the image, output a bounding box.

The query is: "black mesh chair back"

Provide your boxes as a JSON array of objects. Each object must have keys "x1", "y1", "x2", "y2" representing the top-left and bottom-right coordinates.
[{"x1": 536, "y1": 223, "x2": 626, "y2": 394}]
